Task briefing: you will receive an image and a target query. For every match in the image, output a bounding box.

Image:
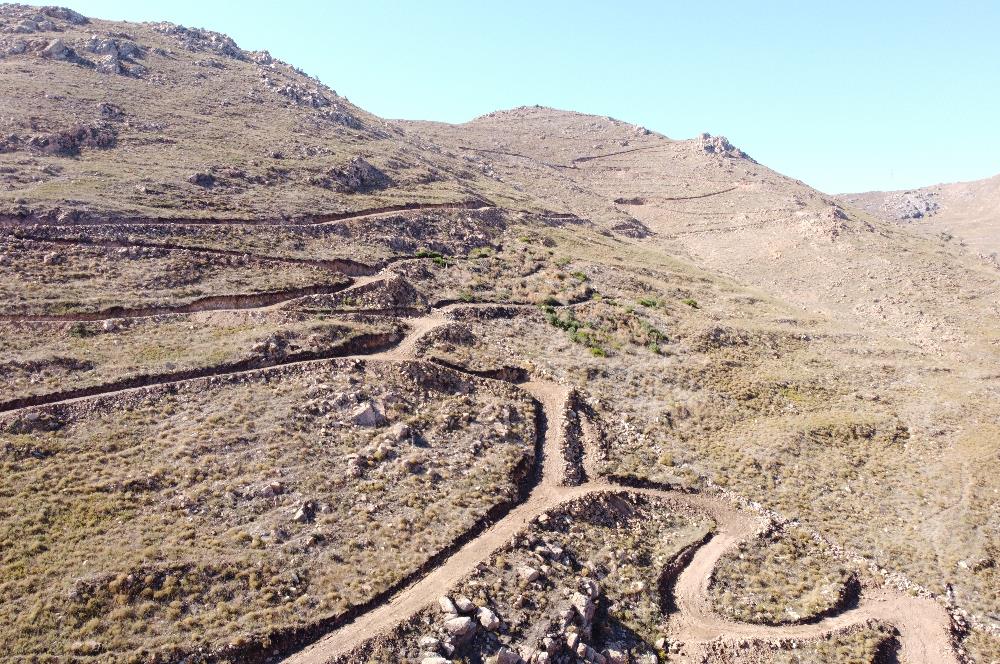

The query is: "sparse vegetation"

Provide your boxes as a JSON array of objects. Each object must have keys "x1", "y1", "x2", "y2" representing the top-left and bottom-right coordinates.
[
  {"x1": 0, "y1": 7, "x2": 994, "y2": 663},
  {"x1": 339, "y1": 494, "x2": 713, "y2": 662},
  {"x1": 710, "y1": 526, "x2": 856, "y2": 625},
  {"x1": 0, "y1": 361, "x2": 535, "y2": 660}
]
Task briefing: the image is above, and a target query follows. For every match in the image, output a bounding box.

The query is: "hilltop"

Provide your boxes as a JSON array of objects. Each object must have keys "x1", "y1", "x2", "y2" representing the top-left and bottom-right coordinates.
[
  {"x1": 839, "y1": 173, "x2": 1000, "y2": 260},
  {"x1": 0, "y1": 4, "x2": 532, "y2": 221}
]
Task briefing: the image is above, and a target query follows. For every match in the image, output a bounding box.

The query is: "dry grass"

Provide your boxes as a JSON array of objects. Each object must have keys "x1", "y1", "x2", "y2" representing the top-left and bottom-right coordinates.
[
  {"x1": 0, "y1": 6, "x2": 997, "y2": 658},
  {"x1": 416, "y1": 233, "x2": 1000, "y2": 633},
  {"x1": 0, "y1": 311, "x2": 398, "y2": 399},
  {"x1": 0, "y1": 236, "x2": 347, "y2": 315},
  {"x1": 13, "y1": 206, "x2": 514, "y2": 264},
  {"x1": 964, "y1": 627, "x2": 1000, "y2": 664},
  {"x1": 709, "y1": 526, "x2": 855, "y2": 625},
  {"x1": 704, "y1": 621, "x2": 897, "y2": 663},
  {"x1": 0, "y1": 9, "x2": 530, "y2": 220},
  {"x1": 0, "y1": 359, "x2": 535, "y2": 661}
]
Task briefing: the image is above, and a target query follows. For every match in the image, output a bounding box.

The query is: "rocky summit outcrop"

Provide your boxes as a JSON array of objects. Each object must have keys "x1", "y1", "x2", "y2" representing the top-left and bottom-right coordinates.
[{"x1": 838, "y1": 172, "x2": 1000, "y2": 256}]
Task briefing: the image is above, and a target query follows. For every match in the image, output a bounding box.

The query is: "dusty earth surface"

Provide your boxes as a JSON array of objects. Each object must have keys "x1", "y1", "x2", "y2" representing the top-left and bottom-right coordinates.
[{"x1": 1, "y1": 5, "x2": 999, "y2": 664}]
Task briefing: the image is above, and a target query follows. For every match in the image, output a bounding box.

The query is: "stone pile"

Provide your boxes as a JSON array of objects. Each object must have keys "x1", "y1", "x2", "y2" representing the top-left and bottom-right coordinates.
[{"x1": 418, "y1": 594, "x2": 505, "y2": 663}]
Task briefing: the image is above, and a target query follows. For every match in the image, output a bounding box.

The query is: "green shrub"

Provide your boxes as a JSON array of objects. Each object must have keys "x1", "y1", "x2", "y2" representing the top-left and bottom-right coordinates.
[{"x1": 68, "y1": 322, "x2": 95, "y2": 338}]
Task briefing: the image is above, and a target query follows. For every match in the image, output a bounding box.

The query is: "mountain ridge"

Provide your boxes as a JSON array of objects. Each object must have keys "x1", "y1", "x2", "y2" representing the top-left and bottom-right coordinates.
[{"x1": 1, "y1": 5, "x2": 998, "y2": 664}]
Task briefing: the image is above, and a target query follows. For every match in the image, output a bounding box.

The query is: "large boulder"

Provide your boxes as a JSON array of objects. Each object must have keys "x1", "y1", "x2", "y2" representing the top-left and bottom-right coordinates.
[
  {"x1": 442, "y1": 616, "x2": 475, "y2": 638},
  {"x1": 351, "y1": 401, "x2": 387, "y2": 427},
  {"x1": 331, "y1": 156, "x2": 391, "y2": 192},
  {"x1": 41, "y1": 38, "x2": 71, "y2": 60}
]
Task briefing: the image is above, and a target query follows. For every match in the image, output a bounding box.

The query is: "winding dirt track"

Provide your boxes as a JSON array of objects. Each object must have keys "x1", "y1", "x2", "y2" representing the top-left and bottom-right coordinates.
[
  {"x1": 0, "y1": 298, "x2": 960, "y2": 663},
  {"x1": 280, "y1": 309, "x2": 960, "y2": 664},
  {"x1": 0, "y1": 200, "x2": 491, "y2": 227},
  {"x1": 7, "y1": 232, "x2": 373, "y2": 275},
  {"x1": 0, "y1": 281, "x2": 356, "y2": 323}
]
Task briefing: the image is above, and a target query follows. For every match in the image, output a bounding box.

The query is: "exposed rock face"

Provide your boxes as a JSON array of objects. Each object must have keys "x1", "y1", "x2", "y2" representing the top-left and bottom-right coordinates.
[
  {"x1": 152, "y1": 22, "x2": 245, "y2": 60},
  {"x1": 40, "y1": 37, "x2": 70, "y2": 59},
  {"x1": 15, "y1": 124, "x2": 118, "y2": 156},
  {"x1": 845, "y1": 189, "x2": 941, "y2": 221},
  {"x1": 42, "y1": 7, "x2": 89, "y2": 25},
  {"x1": 330, "y1": 156, "x2": 393, "y2": 193},
  {"x1": 699, "y1": 132, "x2": 753, "y2": 160}
]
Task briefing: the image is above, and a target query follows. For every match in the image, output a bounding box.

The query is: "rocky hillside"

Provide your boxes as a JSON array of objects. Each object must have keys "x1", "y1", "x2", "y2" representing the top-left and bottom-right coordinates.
[
  {"x1": 1, "y1": 6, "x2": 999, "y2": 664},
  {"x1": 0, "y1": 4, "x2": 532, "y2": 221},
  {"x1": 405, "y1": 107, "x2": 1000, "y2": 352},
  {"x1": 838, "y1": 173, "x2": 1000, "y2": 260}
]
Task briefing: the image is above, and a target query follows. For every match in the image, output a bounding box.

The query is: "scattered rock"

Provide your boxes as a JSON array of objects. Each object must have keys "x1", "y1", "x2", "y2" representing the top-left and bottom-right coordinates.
[
  {"x1": 418, "y1": 635, "x2": 441, "y2": 651},
  {"x1": 95, "y1": 53, "x2": 122, "y2": 75},
  {"x1": 330, "y1": 156, "x2": 392, "y2": 193},
  {"x1": 699, "y1": 132, "x2": 751, "y2": 160},
  {"x1": 18, "y1": 125, "x2": 117, "y2": 156},
  {"x1": 442, "y1": 616, "x2": 476, "y2": 638},
  {"x1": 496, "y1": 650, "x2": 522, "y2": 664},
  {"x1": 351, "y1": 401, "x2": 387, "y2": 427},
  {"x1": 438, "y1": 596, "x2": 457, "y2": 614},
  {"x1": 99, "y1": 103, "x2": 125, "y2": 120},
  {"x1": 454, "y1": 595, "x2": 476, "y2": 614},
  {"x1": 605, "y1": 649, "x2": 627, "y2": 664},
  {"x1": 41, "y1": 38, "x2": 71, "y2": 60},
  {"x1": 516, "y1": 565, "x2": 539, "y2": 583},
  {"x1": 387, "y1": 421, "x2": 411, "y2": 442},
  {"x1": 42, "y1": 7, "x2": 89, "y2": 25},
  {"x1": 260, "y1": 481, "x2": 284, "y2": 498},
  {"x1": 477, "y1": 606, "x2": 500, "y2": 630},
  {"x1": 292, "y1": 500, "x2": 315, "y2": 523},
  {"x1": 84, "y1": 36, "x2": 119, "y2": 56}
]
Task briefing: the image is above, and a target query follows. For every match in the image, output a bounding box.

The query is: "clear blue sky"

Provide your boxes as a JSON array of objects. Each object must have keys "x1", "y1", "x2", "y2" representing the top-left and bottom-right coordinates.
[{"x1": 72, "y1": 1, "x2": 1000, "y2": 193}]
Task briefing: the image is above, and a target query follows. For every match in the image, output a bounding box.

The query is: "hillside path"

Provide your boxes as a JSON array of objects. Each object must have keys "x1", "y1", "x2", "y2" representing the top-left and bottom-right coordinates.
[
  {"x1": 0, "y1": 296, "x2": 959, "y2": 664},
  {"x1": 282, "y1": 308, "x2": 960, "y2": 664}
]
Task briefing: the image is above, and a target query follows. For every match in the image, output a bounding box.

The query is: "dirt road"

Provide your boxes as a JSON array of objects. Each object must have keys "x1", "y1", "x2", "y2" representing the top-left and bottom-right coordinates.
[
  {"x1": 283, "y1": 307, "x2": 961, "y2": 664},
  {"x1": 0, "y1": 297, "x2": 960, "y2": 663}
]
